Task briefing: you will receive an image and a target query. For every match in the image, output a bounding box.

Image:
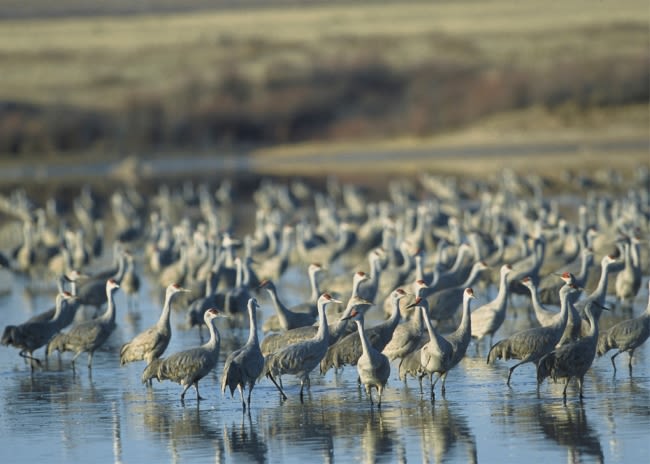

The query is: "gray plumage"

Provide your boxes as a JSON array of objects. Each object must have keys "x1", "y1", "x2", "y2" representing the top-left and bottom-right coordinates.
[
  {"x1": 424, "y1": 261, "x2": 487, "y2": 321},
  {"x1": 320, "y1": 288, "x2": 406, "y2": 374},
  {"x1": 261, "y1": 263, "x2": 325, "y2": 333},
  {"x1": 120, "y1": 283, "x2": 188, "y2": 366},
  {"x1": 344, "y1": 309, "x2": 391, "y2": 407},
  {"x1": 47, "y1": 279, "x2": 120, "y2": 369},
  {"x1": 538, "y1": 247, "x2": 593, "y2": 305},
  {"x1": 597, "y1": 280, "x2": 650, "y2": 375},
  {"x1": 559, "y1": 255, "x2": 619, "y2": 346},
  {"x1": 421, "y1": 288, "x2": 477, "y2": 399},
  {"x1": 221, "y1": 298, "x2": 264, "y2": 412},
  {"x1": 488, "y1": 283, "x2": 579, "y2": 386},
  {"x1": 259, "y1": 279, "x2": 319, "y2": 332},
  {"x1": 261, "y1": 295, "x2": 372, "y2": 356},
  {"x1": 263, "y1": 293, "x2": 342, "y2": 402},
  {"x1": 537, "y1": 303, "x2": 604, "y2": 401},
  {"x1": 382, "y1": 282, "x2": 430, "y2": 362},
  {"x1": 470, "y1": 264, "x2": 512, "y2": 346},
  {"x1": 1, "y1": 291, "x2": 75, "y2": 369},
  {"x1": 144, "y1": 308, "x2": 226, "y2": 401},
  {"x1": 614, "y1": 239, "x2": 642, "y2": 307}
]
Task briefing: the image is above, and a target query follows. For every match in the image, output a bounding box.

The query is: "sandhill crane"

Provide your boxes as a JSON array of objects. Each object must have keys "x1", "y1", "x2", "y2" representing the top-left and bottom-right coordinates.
[
  {"x1": 424, "y1": 261, "x2": 488, "y2": 321},
  {"x1": 263, "y1": 293, "x2": 342, "y2": 402},
  {"x1": 341, "y1": 309, "x2": 391, "y2": 408},
  {"x1": 119, "y1": 283, "x2": 188, "y2": 367},
  {"x1": 47, "y1": 279, "x2": 120, "y2": 369},
  {"x1": 417, "y1": 288, "x2": 477, "y2": 399},
  {"x1": 597, "y1": 280, "x2": 650, "y2": 375},
  {"x1": 382, "y1": 281, "x2": 431, "y2": 362},
  {"x1": 261, "y1": 263, "x2": 326, "y2": 333},
  {"x1": 614, "y1": 238, "x2": 642, "y2": 308},
  {"x1": 120, "y1": 252, "x2": 141, "y2": 314},
  {"x1": 320, "y1": 288, "x2": 407, "y2": 375},
  {"x1": 487, "y1": 283, "x2": 580, "y2": 386},
  {"x1": 537, "y1": 303, "x2": 606, "y2": 402},
  {"x1": 1, "y1": 291, "x2": 75, "y2": 370},
  {"x1": 142, "y1": 308, "x2": 227, "y2": 401},
  {"x1": 538, "y1": 248, "x2": 593, "y2": 305},
  {"x1": 259, "y1": 279, "x2": 325, "y2": 332},
  {"x1": 222, "y1": 298, "x2": 264, "y2": 412},
  {"x1": 470, "y1": 264, "x2": 512, "y2": 348},
  {"x1": 261, "y1": 295, "x2": 372, "y2": 356},
  {"x1": 558, "y1": 254, "x2": 619, "y2": 346}
]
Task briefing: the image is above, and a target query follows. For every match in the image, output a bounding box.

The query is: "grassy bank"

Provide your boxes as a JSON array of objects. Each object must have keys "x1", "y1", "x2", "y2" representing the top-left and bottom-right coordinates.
[{"x1": 0, "y1": 0, "x2": 647, "y2": 157}]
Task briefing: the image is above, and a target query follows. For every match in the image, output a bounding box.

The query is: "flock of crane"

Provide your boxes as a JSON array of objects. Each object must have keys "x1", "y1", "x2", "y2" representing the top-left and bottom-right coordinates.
[{"x1": 1, "y1": 168, "x2": 649, "y2": 412}]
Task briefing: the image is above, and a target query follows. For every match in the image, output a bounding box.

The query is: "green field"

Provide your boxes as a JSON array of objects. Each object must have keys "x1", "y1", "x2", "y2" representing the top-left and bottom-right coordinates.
[{"x1": 0, "y1": 0, "x2": 647, "y2": 158}]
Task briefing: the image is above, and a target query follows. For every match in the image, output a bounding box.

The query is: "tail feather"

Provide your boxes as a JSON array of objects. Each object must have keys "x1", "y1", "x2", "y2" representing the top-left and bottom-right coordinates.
[
  {"x1": 47, "y1": 333, "x2": 66, "y2": 356},
  {"x1": 141, "y1": 358, "x2": 163, "y2": 384},
  {"x1": 536, "y1": 352, "x2": 556, "y2": 384},
  {"x1": 1, "y1": 325, "x2": 17, "y2": 346},
  {"x1": 596, "y1": 331, "x2": 613, "y2": 357},
  {"x1": 487, "y1": 339, "x2": 510, "y2": 364}
]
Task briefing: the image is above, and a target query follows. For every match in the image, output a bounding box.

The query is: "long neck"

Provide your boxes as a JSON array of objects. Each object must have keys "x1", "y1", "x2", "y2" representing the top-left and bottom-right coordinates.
[
  {"x1": 204, "y1": 318, "x2": 221, "y2": 350},
  {"x1": 51, "y1": 294, "x2": 65, "y2": 322},
  {"x1": 266, "y1": 286, "x2": 288, "y2": 315},
  {"x1": 247, "y1": 304, "x2": 258, "y2": 345},
  {"x1": 592, "y1": 261, "x2": 611, "y2": 302},
  {"x1": 315, "y1": 302, "x2": 329, "y2": 342},
  {"x1": 158, "y1": 289, "x2": 174, "y2": 329},
  {"x1": 451, "y1": 295, "x2": 472, "y2": 341},
  {"x1": 102, "y1": 288, "x2": 117, "y2": 323},
  {"x1": 388, "y1": 297, "x2": 402, "y2": 329},
  {"x1": 460, "y1": 264, "x2": 482, "y2": 288},
  {"x1": 576, "y1": 252, "x2": 592, "y2": 283},
  {"x1": 356, "y1": 318, "x2": 371, "y2": 356},
  {"x1": 309, "y1": 269, "x2": 320, "y2": 302},
  {"x1": 421, "y1": 306, "x2": 437, "y2": 342},
  {"x1": 555, "y1": 288, "x2": 571, "y2": 330},
  {"x1": 494, "y1": 269, "x2": 510, "y2": 309}
]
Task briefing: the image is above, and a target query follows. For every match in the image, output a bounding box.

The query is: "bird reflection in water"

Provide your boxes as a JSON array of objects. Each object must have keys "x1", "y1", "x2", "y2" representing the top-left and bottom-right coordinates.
[
  {"x1": 360, "y1": 409, "x2": 403, "y2": 464},
  {"x1": 223, "y1": 413, "x2": 268, "y2": 464},
  {"x1": 415, "y1": 399, "x2": 477, "y2": 464},
  {"x1": 138, "y1": 390, "x2": 223, "y2": 462},
  {"x1": 259, "y1": 401, "x2": 334, "y2": 462},
  {"x1": 536, "y1": 401, "x2": 604, "y2": 463}
]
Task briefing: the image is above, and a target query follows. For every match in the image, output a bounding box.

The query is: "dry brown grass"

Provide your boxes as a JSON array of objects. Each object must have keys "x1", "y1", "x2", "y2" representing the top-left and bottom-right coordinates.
[{"x1": 0, "y1": 0, "x2": 646, "y2": 108}]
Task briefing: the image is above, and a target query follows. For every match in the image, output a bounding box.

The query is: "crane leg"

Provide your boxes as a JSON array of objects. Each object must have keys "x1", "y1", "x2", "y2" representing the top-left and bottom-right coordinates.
[
  {"x1": 247, "y1": 383, "x2": 254, "y2": 411},
  {"x1": 299, "y1": 381, "x2": 305, "y2": 403},
  {"x1": 266, "y1": 373, "x2": 287, "y2": 401},
  {"x1": 578, "y1": 376, "x2": 584, "y2": 400},
  {"x1": 377, "y1": 386, "x2": 383, "y2": 409},
  {"x1": 19, "y1": 350, "x2": 42, "y2": 369},
  {"x1": 87, "y1": 352, "x2": 94, "y2": 369},
  {"x1": 238, "y1": 384, "x2": 246, "y2": 412},
  {"x1": 628, "y1": 350, "x2": 634, "y2": 376},
  {"x1": 440, "y1": 372, "x2": 448, "y2": 396},
  {"x1": 194, "y1": 382, "x2": 205, "y2": 401},
  {"x1": 610, "y1": 351, "x2": 620, "y2": 375},
  {"x1": 180, "y1": 384, "x2": 191, "y2": 401}
]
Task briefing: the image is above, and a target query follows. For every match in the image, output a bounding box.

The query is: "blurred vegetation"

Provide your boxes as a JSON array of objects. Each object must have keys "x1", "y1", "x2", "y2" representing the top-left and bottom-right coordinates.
[{"x1": 0, "y1": 0, "x2": 647, "y2": 158}]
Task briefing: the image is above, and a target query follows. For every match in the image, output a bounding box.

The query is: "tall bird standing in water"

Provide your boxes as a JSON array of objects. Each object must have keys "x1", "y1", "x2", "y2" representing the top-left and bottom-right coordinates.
[
  {"x1": 47, "y1": 279, "x2": 120, "y2": 370},
  {"x1": 537, "y1": 303, "x2": 606, "y2": 402},
  {"x1": 487, "y1": 283, "x2": 580, "y2": 386},
  {"x1": 341, "y1": 309, "x2": 391, "y2": 408},
  {"x1": 222, "y1": 298, "x2": 265, "y2": 412},
  {"x1": 143, "y1": 308, "x2": 227, "y2": 401},
  {"x1": 471, "y1": 264, "x2": 512, "y2": 349},
  {"x1": 597, "y1": 280, "x2": 650, "y2": 375},
  {"x1": 263, "y1": 293, "x2": 342, "y2": 402},
  {"x1": 120, "y1": 283, "x2": 188, "y2": 376}
]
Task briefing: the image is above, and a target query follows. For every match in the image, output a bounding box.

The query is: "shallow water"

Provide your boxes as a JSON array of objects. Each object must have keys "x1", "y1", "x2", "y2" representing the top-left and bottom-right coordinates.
[{"x1": 1, "y1": 264, "x2": 649, "y2": 464}]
